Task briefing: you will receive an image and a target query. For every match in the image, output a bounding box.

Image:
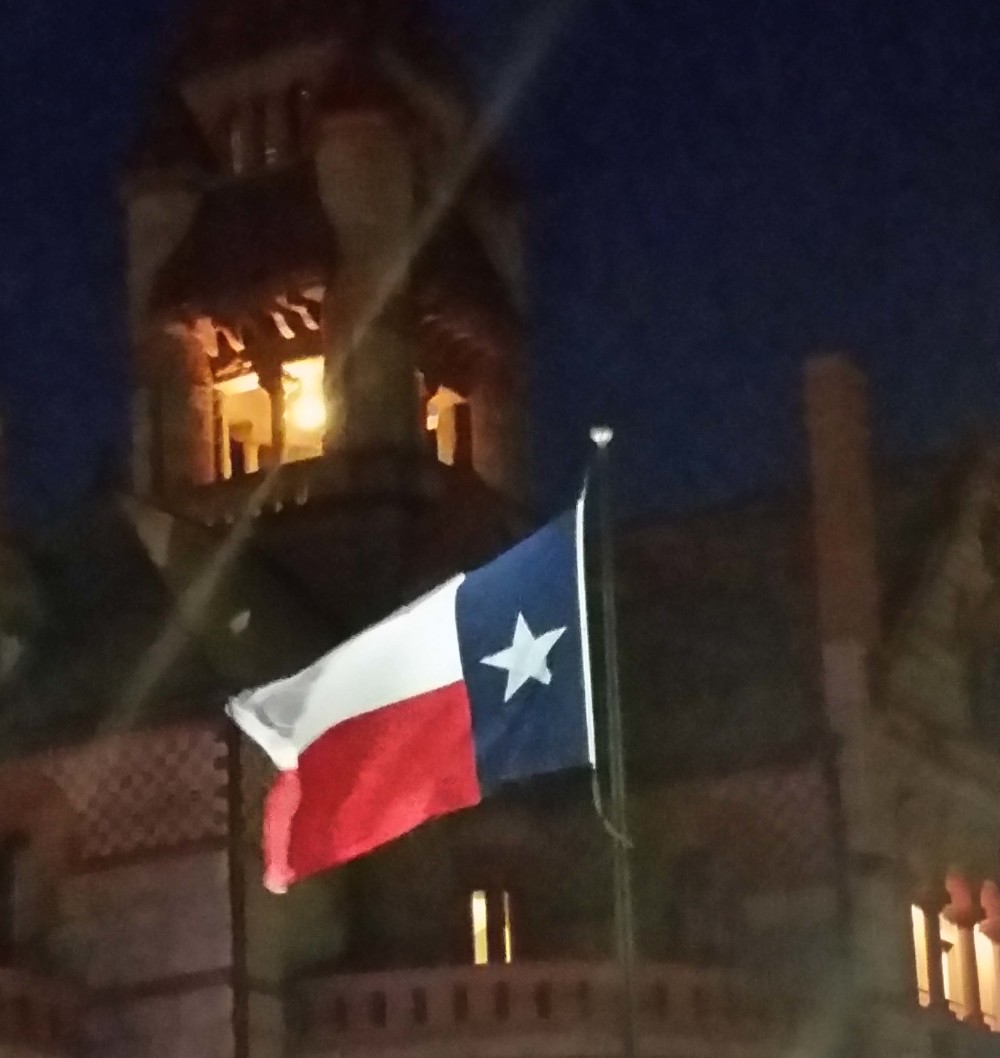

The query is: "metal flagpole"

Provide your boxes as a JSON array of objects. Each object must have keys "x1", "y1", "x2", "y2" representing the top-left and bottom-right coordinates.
[{"x1": 590, "y1": 425, "x2": 638, "y2": 1058}]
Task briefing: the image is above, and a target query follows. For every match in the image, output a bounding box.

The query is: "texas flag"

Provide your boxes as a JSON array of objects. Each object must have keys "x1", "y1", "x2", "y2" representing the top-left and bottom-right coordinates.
[{"x1": 227, "y1": 494, "x2": 595, "y2": 891}]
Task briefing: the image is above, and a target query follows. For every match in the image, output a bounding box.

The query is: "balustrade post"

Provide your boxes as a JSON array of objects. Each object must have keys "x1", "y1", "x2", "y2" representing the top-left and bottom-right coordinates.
[
  {"x1": 916, "y1": 889, "x2": 950, "y2": 1017},
  {"x1": 952, "y1": 904, "x2": 986, "y2": 1027},
  {"x1": 254, "y1": 361, "x2": 286, "y2": 469},
  {"x1": 979, "y1": 881, "x2": 1000, "y2": 1030},
  {"x1": 975, "y1": 919, "x2": 1000, "y2": 1031},
  {"x1": 947, "y1": 873, "x2": 986, "y2": 1027},
  {"x1": 267, "y1": 375, "x2": 286, "y2": 468}
]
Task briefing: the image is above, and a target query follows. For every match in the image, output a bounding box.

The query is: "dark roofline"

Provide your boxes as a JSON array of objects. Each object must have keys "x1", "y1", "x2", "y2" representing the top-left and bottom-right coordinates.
[
  {"x1": 621, "y1": 432, "x2": 992, "y2": 538},
  {"x1": 619, "y1": 431, "x2": 996, "y2": 643}
]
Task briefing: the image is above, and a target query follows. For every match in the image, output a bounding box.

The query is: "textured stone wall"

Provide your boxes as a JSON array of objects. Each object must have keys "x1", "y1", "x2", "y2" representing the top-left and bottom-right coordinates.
[
  {"x1": 58, "y1": 851, "x2": 230, "y2": 988},
  {"x1": 885, "y1": 455, "x2": 1000, "y2": 735},
  {"x1": 87, "y1": 981, "x2": 234, "y2": 1058},
  {"x1": 125, "y1": 188, "x2": 198, "y2": 346},
  {"x1": 0, "y1": 721, "x2": 236, "y2": 1058}
]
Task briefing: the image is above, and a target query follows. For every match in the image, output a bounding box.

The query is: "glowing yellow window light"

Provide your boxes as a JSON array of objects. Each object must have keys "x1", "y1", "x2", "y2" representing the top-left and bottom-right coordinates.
[
  {"x1": 911, "y1": 905, "x2": 930, "y2": 1005},
  {"x1": 288, "y1": 392, "x2": 326, "y2": 432},
  {"x1": 502, "y1": 890, "x2": 513, "y2": 964},
  {"x1": 471, "y1": 890, "x2": 489, "y2": 966},
  {"x1": 469, "y1": 889, "x2": 513, "y2": 966},
  {"x1": 976, "y1": 923, "x2": 998, "y2": 1027},
  {"x1": 283, "y1": 357, "x2": 327, "y2": 434}
]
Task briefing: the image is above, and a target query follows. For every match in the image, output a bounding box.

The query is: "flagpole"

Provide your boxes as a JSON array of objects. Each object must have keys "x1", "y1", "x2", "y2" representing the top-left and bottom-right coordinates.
[{"x1": 590, "y1": 425, "x2": 638, "y2": 1058}]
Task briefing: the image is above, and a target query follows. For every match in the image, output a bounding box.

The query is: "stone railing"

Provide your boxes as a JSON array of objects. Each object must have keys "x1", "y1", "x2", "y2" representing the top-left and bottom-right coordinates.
[
  {"x1": 0, "y1": 966, "x2": 82, "y2": 1055},
  {"x1": 170, "y1": 450, "x2": 445, "y2": 526},
  {"x1": 925, "y1": 1017, "x2": 1000, "y2": 1058},
  {"x1": 296, "y1": 960, "x2": 788, "y2": 1057}
]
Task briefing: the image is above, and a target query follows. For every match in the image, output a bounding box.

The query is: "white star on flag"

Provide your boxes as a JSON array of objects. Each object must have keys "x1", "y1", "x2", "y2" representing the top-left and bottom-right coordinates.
[{"x1": 480, "y1": 612, "x2": 566, "y2": 702}]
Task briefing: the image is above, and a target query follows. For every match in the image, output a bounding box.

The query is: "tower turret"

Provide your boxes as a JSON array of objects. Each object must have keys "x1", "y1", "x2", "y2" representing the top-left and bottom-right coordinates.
[{"x1": 125, "y1": 0, "x2": 530, "y2": 619}]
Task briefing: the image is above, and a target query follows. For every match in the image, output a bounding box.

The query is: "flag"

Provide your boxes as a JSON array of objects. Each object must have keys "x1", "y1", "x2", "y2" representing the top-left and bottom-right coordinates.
[{"x1": 227, "y1": 492, "x2": 595, "y2": 891}]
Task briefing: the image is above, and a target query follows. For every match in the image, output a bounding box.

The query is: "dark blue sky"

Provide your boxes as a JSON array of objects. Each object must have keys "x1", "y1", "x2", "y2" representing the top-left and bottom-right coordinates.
[{"x1": 0, "y1": 0, "x2": 998, "y2": 525}]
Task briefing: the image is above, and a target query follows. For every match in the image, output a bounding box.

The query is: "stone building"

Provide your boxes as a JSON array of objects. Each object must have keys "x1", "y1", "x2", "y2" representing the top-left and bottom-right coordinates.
[{"x1": 1, "y1": 3, "x2": 1000, "y2": 1058}]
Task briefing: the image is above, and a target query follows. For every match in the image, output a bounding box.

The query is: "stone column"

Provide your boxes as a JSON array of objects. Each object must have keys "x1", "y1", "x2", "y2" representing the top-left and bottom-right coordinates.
[
  {"x1": 979, "y1": 881, "x2": 1000, "y2": 1029},
  {"x1": 214, "y1": 390, "x2": 231, "y2": 481},
  {"x1": 315, "y1": 109, "x2": 419, "y2": 456},
  {"x1": 916, "y1": 888, "x2": 950, "y2": 1016},
  {"x1": 258, "y1": 364, "x2": 285, "y2": 468},
  {"x1": 947, "y1": 881, "x2": 986, "y2": 1027},
  {"x1": 269, "y1": 381, "x2": 286, "y2": 468},
  {"x1": 977, "y1": 936, "x2": 1000, "y2": 1032},
  {"x1": 952, "y1": 909, "x2": 982, "y2": 1024},
  {"x1": 190, "y1": 368, "x2": 216, "y2": 486},
  {"x1": 126, "y1": 183, "x2": 199, "y2": 498},
  {"x1": 156, "y1": 325, "x2": 216, "y2": 489}
]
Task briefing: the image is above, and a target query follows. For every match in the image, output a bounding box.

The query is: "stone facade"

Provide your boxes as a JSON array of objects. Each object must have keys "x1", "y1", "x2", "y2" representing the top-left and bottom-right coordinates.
[
  {"x1": 1, "y1": 4, "x2": 999, "y2": 1058},
  {"x1": 803, "y1": 358, "x2": 1000, "y2": 1056}
]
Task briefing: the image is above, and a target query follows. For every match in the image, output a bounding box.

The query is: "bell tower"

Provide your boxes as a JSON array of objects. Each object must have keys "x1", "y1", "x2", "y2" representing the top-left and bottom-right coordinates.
[{"x1": 125, "y1": 0, "x2": 529, "y2": 621}]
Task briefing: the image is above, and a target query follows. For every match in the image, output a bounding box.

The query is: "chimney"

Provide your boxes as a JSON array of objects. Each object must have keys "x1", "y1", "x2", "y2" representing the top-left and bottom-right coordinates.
[
  {"x1": 805, "y1": 358, "x2": 922, "y2": 1052},
  {"x1": 804, "y1": 354, "x2": 881, "y2": 651}
]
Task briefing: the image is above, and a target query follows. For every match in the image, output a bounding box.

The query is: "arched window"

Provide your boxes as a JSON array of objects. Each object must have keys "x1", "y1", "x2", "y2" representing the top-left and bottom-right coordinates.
[{"x1": 0, "y1": 833, "x2": 29, "y2": 961}]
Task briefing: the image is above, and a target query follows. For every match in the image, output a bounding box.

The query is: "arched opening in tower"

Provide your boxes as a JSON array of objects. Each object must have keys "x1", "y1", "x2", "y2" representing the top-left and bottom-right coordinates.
[{"x1": 209, "y1": 287, "x2": 327, "y2": 478}]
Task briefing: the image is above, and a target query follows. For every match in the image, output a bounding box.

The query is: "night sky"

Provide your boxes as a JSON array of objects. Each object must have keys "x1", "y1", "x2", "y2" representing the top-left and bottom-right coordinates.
[{"x1": 0, "y1": 0, "x2": 998, "y2": 527}]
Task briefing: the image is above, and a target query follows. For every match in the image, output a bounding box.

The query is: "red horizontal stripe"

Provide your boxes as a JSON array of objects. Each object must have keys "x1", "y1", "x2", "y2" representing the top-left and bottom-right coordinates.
[{"x1": 280, "y1": 681, "x2": 481, "y2": 884}]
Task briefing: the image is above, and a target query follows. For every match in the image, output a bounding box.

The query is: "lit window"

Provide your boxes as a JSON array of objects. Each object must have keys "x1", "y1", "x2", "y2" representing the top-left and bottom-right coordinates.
[
  {"x1": 215, "y1": 371, "x2": 269, "y2": 477},
  {"x1": 471, "y1": 889, "x2": 488, "y2": 966},
  {"x1": 502, "y1": 890, "x2": 513, "y2": 964},
  {"x1": 213, "y1": 356, "x2": 326, "y2": 476},
  {"x1": 911, "y1": 905, "x2": 930, "y2": 1006},
  {"x1": 426, "y1": 386, "x2": 471, "y2": 467},
  {"x1": 469, "y1": 888, "x2": 513, "y2": 966},
  {"x1": 283, "y1": 356, "x2": 327, "y2": 458}
]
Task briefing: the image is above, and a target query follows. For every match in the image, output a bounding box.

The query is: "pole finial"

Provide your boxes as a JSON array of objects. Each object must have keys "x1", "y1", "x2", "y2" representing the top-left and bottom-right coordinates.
[{"x1": 590, "y1": 425, "x2": 614, "y2": 448}]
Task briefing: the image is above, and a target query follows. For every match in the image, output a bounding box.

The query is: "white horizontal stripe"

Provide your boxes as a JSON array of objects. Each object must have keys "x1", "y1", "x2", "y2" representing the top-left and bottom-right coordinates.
[{"x1": 228, "y1": 575, "x2": 465, "y2": 768}]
